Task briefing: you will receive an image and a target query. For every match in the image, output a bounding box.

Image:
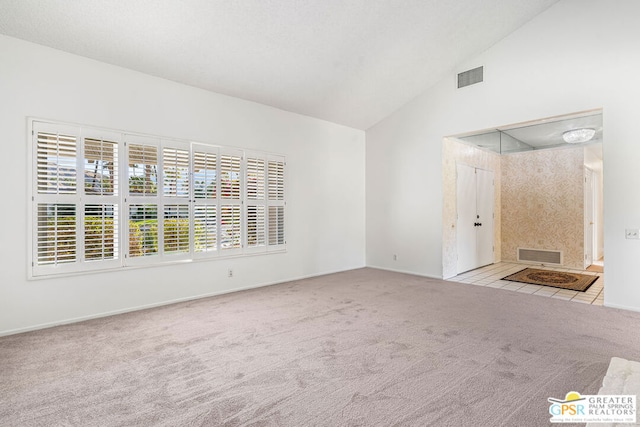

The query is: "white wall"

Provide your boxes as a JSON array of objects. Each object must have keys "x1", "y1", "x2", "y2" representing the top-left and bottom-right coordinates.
[
  {"x1": 366, "y1": 0, "x2": 640, "y2": 311},
  {"x1": 0, "y1": 35, "x2": 365, "y2": 335}
]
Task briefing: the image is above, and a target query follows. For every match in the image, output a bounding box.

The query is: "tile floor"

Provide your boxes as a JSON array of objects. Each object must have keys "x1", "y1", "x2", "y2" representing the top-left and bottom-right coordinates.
[{"x1": 447, "y1": 262, "x2": 604, "y2": 305}]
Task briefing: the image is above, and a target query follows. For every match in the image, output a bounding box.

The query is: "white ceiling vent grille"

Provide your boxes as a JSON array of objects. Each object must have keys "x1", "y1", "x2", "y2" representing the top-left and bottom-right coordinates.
[
  {"x1": 457, "y1": 66, "x2": 483, "y2": 88},
  {"x1": 517, "y1": 248, "x2": 563, "y2": 265}
]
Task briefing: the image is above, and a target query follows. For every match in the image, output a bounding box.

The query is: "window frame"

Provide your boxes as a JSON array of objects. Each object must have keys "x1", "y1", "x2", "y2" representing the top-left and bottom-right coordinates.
[{"x1": 28, "y1": 118, "x2": 286, "y2": 279}]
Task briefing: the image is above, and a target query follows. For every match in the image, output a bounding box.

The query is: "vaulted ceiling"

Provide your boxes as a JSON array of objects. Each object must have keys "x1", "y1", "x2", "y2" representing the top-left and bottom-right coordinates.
[{"x1": 0, "y1": 0, "x2": 559, "y2": 129}]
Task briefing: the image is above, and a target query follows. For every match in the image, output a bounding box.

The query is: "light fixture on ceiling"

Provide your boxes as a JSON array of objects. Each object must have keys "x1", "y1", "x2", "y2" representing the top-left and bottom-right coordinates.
[{"x1": 562, "y1": 128, "x2": 596, "y2": 144}]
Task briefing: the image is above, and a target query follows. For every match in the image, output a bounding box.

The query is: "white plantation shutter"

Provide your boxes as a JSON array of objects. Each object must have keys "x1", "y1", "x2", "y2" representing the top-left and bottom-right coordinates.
[
  {"x1": 220, "y1": 205, "x2": 241, "y2": 250},
  {"x1": 219, "y1": 149, "x2": 243, "y2": 254},
  {"x1": 193, "y1": 143, "x2": 218, "y2": 257},
  {"x1": 84, "y1": 137, "x2": 118, "y2": 196},
  {"x1": 267, "y1": 156, "x2": 286, "y2": 250},
  {"x1": 268, "y1": 158, "x2": 284, "y2": 201},
  {"x1": 163, "y1": 204, "x2": 190, "y2": 254},
  {"x1": 36, "y1": 203, "x2": 77, "y2": 266},
  {"x1": 82, "y1": 129, "x2": 121, "y2": 269},
  {"x1": 84, "y1": 204, "x2": 118, "y2": 262},
  {"x1": 194, "y1": 205, "x2": 217, "y2": 253},
  {"x1": 126, "y1": 135, "x2": 160, "y2": 264},
  {"x1": 163, "y1": 147, "x2": 190, "y2": 197},
  {"x1": 220, "y1": 152, "x2": 241, "y2": 200},
  {"x1": 245, "y1": 154, "x2": 267, "y2": 252},
  {"x1": 32, "y1": 122, "x2": 127, "y2": 276},
  {"x1": 246, "y1": 157, "x2": 266, "y2": 200},
  {"x1": 128, "y1": 142, "x2": 158, "y2": 196},
  {"x1": 247, "y1": 205, "x2": 266, "y2": 248},
  {"x1": 30, "y1": 119, "x2": 285, "y2": 278},
  {"x1": 128, "y1": 204, "x2": 158, "y2": 257},
  {"x1": 193, "y1": 150, "x2": 217, "y2": 199},
  {"x1": 160, "y1": 140, "x2": 191, "y2": 260},
  {"x1": 36, "y1": 131, "x2": 77, "y2": 195},
  {"x1": 268, "y1": 206, "x2": 285, "y2": 246},
  {"x1": 32, "y1": 123, "x2": 82, "y2": 276}
]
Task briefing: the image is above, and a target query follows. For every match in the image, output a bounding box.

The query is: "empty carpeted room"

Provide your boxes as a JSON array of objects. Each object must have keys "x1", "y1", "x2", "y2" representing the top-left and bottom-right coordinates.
[{"x1": 2, "y1": 1, "x2": 640, "y2": 426}]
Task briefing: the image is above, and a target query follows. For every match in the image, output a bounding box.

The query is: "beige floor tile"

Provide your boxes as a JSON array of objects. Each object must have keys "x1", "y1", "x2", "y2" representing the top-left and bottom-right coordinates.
[
  {"x1": 516, "y1": 284, "x2": 543, "y2": 294},
  {"x1": 534, "y1": 289, "x2": 558, "y2": 296},
  {"x1": 554, "y1": 289, "x2": 579, "y2": 297},
  {"x1": 447, "y1": 262, "x2": 605, "y2": 306},
  {"x1": 571, "y1": 295, "x2": 596, "y2": 303},
  {"x1": 467, "y1": 281, "x2": 486, "y2": 286},
  {"x1": 551, "y1": 294, "x2": 574, "y2": 300},
  {"x1": 485, "y1": 282, "x2": 507, "y2": 288},
  {"x1": 502, "y1": 283, "x2": 525, "y2": 291}
]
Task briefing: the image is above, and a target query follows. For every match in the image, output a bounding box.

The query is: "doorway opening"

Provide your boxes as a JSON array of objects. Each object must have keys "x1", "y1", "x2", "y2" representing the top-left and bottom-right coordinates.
[{"x1": 442, "y1": 109, "x2": 604, "y2": 281}]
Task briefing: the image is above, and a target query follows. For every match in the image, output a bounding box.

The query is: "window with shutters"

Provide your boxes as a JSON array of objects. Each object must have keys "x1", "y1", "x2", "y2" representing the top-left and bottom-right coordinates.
[
  {"x1": 37, "y1": 203, "x2": 76, "y2": 266},
  {"x1": 83, "y1": 132, "x2": 120, "y2": 268},
  {"x1": 246, "y1": 154, "x2": 266, "y2": 252},
  {"x1": 193, "y1": 144, "x2": 218, "y2": 256},
  {"x1": 219, "y1": 150, "x2": 243, "y2": 254},
  {"x1": 128, "y1": 143, "x2": 157, "y2": 196},
  {"x1": 163, "y1": 147, "x2": 189, "y2": 198},
  {"x1": 35, "y1": 126, "x2": 79, "y2": 273},
  {"x1": 126, "y1": 135, "x2": 160, "y2": 264},
  {"x1": 267, "y1": 157, "x2": 286, "y2": 250},
  {"x1": 32, "y1": 123, "x2": 123, "y2": 275},
  {"x1": 29, "y1": 119, "x2": 285, "y2": 278},
  {"x1": 160, "y1": 141, "x2": 191, "y2": 260},
  {"x1": 84, "y1": 204, "x2": 118, "y2": 261},
  {"x1": 164, "y1": 204, "x2": 190, "y2": 254}
]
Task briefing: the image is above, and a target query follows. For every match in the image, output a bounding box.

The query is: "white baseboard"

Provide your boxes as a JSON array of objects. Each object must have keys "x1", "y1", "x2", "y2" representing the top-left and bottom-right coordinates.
[
  {"x1": 366, "y1": 264, "x2": 442, "y2": 280},
  {"x1": 0, "y1": 265, "x2": 366, "y2": 337},
  {"x1": 602, "y1": 301, "x2": 640, "y2": 313}
]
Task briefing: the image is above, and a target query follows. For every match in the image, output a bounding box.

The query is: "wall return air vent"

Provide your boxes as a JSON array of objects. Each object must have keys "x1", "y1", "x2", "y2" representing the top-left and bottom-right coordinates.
[
  {"x1": 457, "y1": 66, "x2": 483, "y2": 88},
  {"x1": 517, "y1": 248, "x2": 563, "y2": 265}
]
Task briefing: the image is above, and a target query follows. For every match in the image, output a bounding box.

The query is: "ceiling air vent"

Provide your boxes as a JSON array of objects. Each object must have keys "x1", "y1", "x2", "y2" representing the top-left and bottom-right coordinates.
[{"x1": 457, "y1": 66, "x2": 483, "y2": 88}]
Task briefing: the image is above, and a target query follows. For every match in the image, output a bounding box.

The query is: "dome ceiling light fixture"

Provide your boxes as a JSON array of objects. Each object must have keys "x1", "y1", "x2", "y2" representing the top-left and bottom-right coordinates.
[{"x1": 562, "y1": 128, "x2": 596, "y2": 144}]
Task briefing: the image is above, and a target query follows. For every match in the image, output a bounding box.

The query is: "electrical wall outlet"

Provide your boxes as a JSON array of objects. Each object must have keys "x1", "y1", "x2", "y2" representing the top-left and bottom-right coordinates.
[
  {"x1": 393, "y1": 254, "x2": 397, "y2": 261},
  {"x1": 228, "y1": 269, "x2": 234, "y2": 277},
  {"x1": 625, "y1": 229, "x2": 639, "y2": 239}
]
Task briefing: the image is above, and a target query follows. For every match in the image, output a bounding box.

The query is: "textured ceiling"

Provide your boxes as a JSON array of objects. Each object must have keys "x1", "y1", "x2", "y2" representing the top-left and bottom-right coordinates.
[{"x1": 0, "y1": 0, "x2": 559, "y2": 129}]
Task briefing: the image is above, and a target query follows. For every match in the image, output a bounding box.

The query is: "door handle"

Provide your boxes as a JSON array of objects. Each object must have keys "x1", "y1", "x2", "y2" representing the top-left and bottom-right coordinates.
[{"x1": 474, "y1": 222, "x2": 482, "y2": 227}]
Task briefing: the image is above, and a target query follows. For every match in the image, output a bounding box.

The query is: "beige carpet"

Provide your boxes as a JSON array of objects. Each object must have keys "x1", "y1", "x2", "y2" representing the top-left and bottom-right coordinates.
[{"x1": 2, "y1": 268, "x2": 640, "y2": 426}]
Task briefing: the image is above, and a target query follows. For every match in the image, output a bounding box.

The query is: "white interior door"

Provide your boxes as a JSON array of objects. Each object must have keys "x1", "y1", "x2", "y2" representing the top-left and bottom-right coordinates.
[
  {"x1": 476, "y1": 168, "x2": 495, "y2": 267},
  {"x1": 457, "y1": 164, "x2": 477, "y2": 273},
  {"x1": 456, "y1": 164, "x2": 494, "y2": 274},
  {"x1": 584, "y1": 168, "x2": 594, "y2": 267}
]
